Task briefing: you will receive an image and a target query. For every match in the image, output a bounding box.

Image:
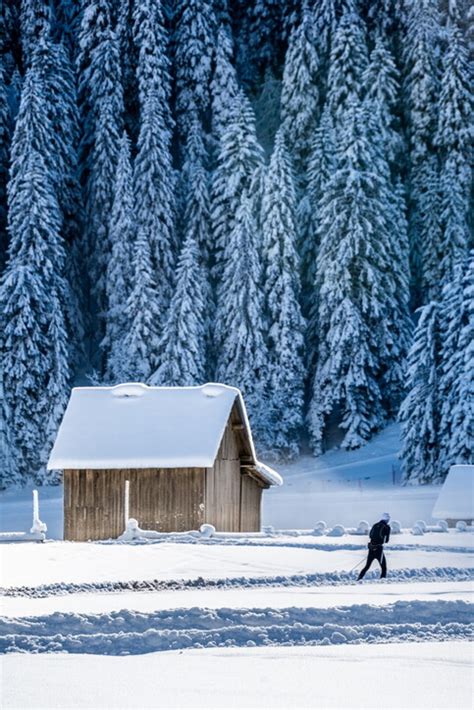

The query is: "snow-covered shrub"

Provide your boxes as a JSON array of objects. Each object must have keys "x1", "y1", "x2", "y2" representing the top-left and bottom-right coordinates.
[
  {"x1": 327, "y1": 524, "x2": 345, "y2": 537},
  {"x1": 437, "y1": 520, "x2": 448, "y2": 532},
  {"x1": 262, "y1": 525, "x2": 275, "y2": 535},
  {"x1": 200, "y1": 524, "x2": 216, "y2": 538},
  {"x1": 455, "y1": 520, "x2": 467, "y2": 532},
  {"x1": 411, "y1": 524, "x2": 424, "y2": 536},
  {"x1": 414, "y1": 520, "x2": 427, "y2": 532},
  {"x1": 314, "y1": 521, "x2": 327, "y2": 532},
  {"x1": 356, "y1": 520, "x2": 369, "y2": 534}
]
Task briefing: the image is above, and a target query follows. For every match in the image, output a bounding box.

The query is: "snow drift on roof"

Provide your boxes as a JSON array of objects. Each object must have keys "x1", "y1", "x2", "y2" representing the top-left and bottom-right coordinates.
[
  {"x1": 47, "y1": 383, "x2": 282, "y2": 486},
  {"x1": 432, "y1": 465, "x2": 474, "y2": 520}
]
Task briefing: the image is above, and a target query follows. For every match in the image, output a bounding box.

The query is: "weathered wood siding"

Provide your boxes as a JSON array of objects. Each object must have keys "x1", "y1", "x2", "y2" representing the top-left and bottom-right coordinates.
[
  {"x1": 203, "y1": 410, "x2": 262, "y2": 532},
  {"x1": 239, "y1": 474, "x2": 262, "y2": 531},
  {"x1": 64, "y1": 467, "x2": 205, "y2": 541}
]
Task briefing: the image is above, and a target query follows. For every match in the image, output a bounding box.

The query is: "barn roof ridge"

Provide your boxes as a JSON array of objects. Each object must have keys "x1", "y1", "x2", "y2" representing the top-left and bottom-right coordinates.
[{"x1": 47, "y1": 382, "x2": 282, "y2": 487}]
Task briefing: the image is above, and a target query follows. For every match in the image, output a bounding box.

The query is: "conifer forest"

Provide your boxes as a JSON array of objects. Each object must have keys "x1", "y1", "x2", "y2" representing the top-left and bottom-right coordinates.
[{"x1": 0, "y1": 0, "x2": 472, "y2": 488}]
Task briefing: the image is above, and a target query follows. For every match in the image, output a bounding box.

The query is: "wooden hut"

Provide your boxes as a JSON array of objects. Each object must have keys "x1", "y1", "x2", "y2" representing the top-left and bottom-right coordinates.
[{"x1": 47, "y1": 383, "x2": 282, "y2": 541}]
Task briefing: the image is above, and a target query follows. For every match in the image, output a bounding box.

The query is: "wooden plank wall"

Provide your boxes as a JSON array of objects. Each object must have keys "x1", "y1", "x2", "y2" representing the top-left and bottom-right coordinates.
[
  {"x1": 64, "y1": 468, "x2": 205, "y2": 541},
  {"x1": 204, "y1": 416, "x2": 242, "y2": 531},
  {"x1": 239, "y1": 474, "x2": 262, "y2": 532}
]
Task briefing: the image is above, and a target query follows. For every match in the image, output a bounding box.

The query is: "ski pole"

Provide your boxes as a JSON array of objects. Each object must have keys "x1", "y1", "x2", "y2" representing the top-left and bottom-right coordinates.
[{"x1": 348, "y1": 556, "x2": 367, "y2": 573}]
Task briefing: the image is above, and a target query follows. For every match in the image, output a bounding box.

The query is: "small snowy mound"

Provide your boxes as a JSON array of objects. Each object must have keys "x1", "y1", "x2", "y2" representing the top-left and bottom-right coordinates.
[
  {"x1": 456, "y1": 521, "x2": 467, "y2": 532},
  {"x1": 356, "y1": 520, "x2": 370, "y2": 535},
  {"x1": 327, "y1": 524, "x2": 345, "y2": 537},
  {"x1": 200, "y1": 524, "x2": 216, "y2": 538},
  {"x1": 414, "y1": 520, "x2": 427, "y2": 532},
  {"x1": 391, "y1": 520, "x2": 402, "y2": 534},
  {"x1": 412, "y1": 524, "x2": 424, "y2": 536}
]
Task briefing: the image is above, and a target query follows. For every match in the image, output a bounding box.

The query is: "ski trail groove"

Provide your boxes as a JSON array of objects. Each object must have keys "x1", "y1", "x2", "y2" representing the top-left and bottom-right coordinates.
[
  {"x1": 2, "y1": 566, "x2": 473, "y2": 599},
  {"x1": 1, "y1": 600, "x2": 472, "y2": 655}
]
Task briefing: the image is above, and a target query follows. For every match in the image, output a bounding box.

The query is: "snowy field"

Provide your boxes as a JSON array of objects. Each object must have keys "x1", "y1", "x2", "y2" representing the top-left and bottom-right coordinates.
[{"x1": 1, "y1": 425, "x2": 473, "y2": 709}]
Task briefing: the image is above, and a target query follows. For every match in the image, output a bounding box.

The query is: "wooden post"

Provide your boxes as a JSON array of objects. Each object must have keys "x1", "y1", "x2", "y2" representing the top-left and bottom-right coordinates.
[{"x1": 124, "y1": 480, "x2": 130, "y2": 527}]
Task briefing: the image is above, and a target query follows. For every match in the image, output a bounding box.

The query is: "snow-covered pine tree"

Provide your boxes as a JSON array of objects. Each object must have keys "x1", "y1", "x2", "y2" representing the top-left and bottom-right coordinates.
[
  {"x1": 303, "y1": 107, "x2": 336, "y2": 371},
  {"x1": 363, "y1": 34, "x2": 403, "y2": 172},
  {"x1": 246, "y1": 0, "x2": 285, "y2": 80},
  {"x1": 308, "y1": 101, "x2": 397, "y2": 454},
  {"x1": 402, "y1": 0, "x2": 442, "y2": 304},
  {"x1": 77, "y1": 0, "x2": 124, "y2": 318},
  {"x1": 210, "y1": 25, "x2": 239, "y2": 142},
  {"x1": 211, "y1": 91, "x2": 264, "y2": 279},
  {"x1": 133, "y1": 89, "x2": 176, "y2": 321},
  {"x1": 280, "y1": 5, "x2": 320, "y2": 175},
  {"x1": 325, "y1": 8, "x2": 369, "y2": 127},
  {"x1": 133, "y1": 0, "x2": 171, "y2": 119},
  {"x1": 151, "y1": 229, "x2": 208, "y2": 387},
  {"x1": 437, "y1": 253, "x2": 474, "y2": 475},
  {"x1": 253, "y1": 68, "x2": 281, "y2": 157},
  {"x1": 0, "y1": 64, "x2": 10, "y2": 270},
  {"x1": 121, "y1": 229, "x2": 161, "y2": 382},
  {"x1": 399, "y1": 302, "x2": 442, "y2": 484},
  {"x1": 261, "y1": 129, "x2": 305, "y2": 458},
  {"x1": 434, "y1": 24, "x2": 472, "y2": 287},
  {"x1": 102, "y1": 131, "x2": 135, "y2": 381},
  {"x1": 173, "y1": 0, "x2": 215, "y2": 141},
  {"x1": 32, "y1": 37, "x2": 82, "y2": 246},
  {"x1": 20, "y1": 0, "x2": 51, "y2": 68},
  {"x1": 215, "y1": 192, "x2": 270, "y2": 449},
  {"x1": 0, "y1": 68, "x2": 70, "y2": 485}
]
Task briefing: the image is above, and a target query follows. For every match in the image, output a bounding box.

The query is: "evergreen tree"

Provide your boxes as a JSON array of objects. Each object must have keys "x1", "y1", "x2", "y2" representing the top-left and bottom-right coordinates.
[
  {"x1": 102, "y1": 131, "x2": 135, "y2": 381},
  {"x1": 77, "y1": 0, "x2": 124, "y2": 316},
  {"x1": 121, "y1": 229, "x2": 161, "y2": 382},
  {"x1": 215, "y1": 193, "x2": 270, "y2": 447},
  {"x1": 399, "y1": 302, "x2": 442, "y2": 484},
  {"x1": 211, "y1": 91, "x2": 264, "y2": 278},
  {"x1": 151, "y1": 230, "x2": 208, "y2": 386},
  {"x1": 363, "y1": 34, "x2": 403, "y2": 171},
  {"x1": 402, "y1": 0, "x2": 442, "y2": 303},
  {"x1": 438, "y1": 254, "x2": 474, "y2": 473},
  {"x1": 0, "y1": 69, "x2": 70, "y2": 484},
  {"x1": 325, "y1": 9, "x2": 369, "y2": 127},
  {"x1": 133, "y1": 90, "x2": 176, "y2": 320},
  {"x1": 173, "y1": 0, "x2": 215, "y2": 141},
  {"x1": 261, "y1": 130, "x2": 305, "y2": 458},
  {"x1": 0, "y1": 64, "x2": 10, "y2": 270},
  {"x1": 280, "y1": 6, "x2": 320, "y2": 174},
  {"x1": 210, "y1": 25, "x2": 239, "y2": 142},
  {"x1": 133, "y1": 0, "x2": 171, "y2": 121},
  {"x1": 303, "y1": 107, "x2": 336, "y2": 370},
  {"x1": 308, "y1": 102, "x2": 397, "y2": 454},
  {"x1": 434, "y1": 25, "x2": 472, "y2": 286},
  {"x1": 253, "y1": 68, "x2": 281, "y2": 157},
  {"x1": 20, "y1": 0, "x2": 51, "y2": 68}
]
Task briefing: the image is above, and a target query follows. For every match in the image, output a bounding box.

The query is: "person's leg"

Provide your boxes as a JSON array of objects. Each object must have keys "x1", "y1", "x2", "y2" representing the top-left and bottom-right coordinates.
[
  {"x1": 358, "y1": 550, "x2": 375, "y2": 580},
  {"x1": 380, "y1": 550, "x2": 387, "y2": 578}
]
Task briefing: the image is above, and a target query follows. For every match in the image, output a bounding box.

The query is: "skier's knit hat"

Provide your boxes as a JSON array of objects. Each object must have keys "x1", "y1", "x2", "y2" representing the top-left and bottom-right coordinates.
[{"x1": 381, "y1": 512, "x2": 390, "y2": 522}]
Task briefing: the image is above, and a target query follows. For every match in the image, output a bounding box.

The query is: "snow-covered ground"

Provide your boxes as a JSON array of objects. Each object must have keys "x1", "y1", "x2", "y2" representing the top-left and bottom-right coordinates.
[{"x1": 1, "y1": 425, "x2": 473, "y2": 708}]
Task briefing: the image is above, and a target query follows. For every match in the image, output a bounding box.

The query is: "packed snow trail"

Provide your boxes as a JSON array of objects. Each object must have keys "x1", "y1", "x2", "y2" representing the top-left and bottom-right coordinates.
[
  {"x1": 1, "y1": 599, "x2": 472, "y2": 655},
  {"x1": 2, "y1": 565, "x2": 473, "y2": 598}
]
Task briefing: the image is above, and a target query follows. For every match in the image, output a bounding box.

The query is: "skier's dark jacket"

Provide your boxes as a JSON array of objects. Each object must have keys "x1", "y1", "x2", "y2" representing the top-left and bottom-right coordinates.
[{"x1": 368, "y1": 520, "x2": 390, "y2": 549}]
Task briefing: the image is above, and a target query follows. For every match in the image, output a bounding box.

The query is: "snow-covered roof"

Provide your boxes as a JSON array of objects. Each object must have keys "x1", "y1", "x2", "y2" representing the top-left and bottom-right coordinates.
[
  {"x1": 47, "y1": 383, "x2": 282, "y2": 487},
  {"x1": 432, "y1": 465, "x2": 474, "y2": 520}
]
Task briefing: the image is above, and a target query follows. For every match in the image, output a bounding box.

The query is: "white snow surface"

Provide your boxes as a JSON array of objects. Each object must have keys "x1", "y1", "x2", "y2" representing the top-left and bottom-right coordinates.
[
  {"x1": 432, "y1": 464, "x2": 474, "y2": 520},
  {"x1": 2, "y1": 425, "x2": 474, "y2": 709},
  {"x1": 46, "y1": 382, "x2": 282, "y2": 486},
  {"x1": 3, "y1": 643, "x2": 472, "y2": 709}
]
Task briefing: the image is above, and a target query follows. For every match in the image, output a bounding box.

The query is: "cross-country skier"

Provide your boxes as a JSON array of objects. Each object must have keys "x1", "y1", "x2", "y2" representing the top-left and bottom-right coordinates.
[{"x1": 357, "y1": 513, "x2": 391, "y2": 580}]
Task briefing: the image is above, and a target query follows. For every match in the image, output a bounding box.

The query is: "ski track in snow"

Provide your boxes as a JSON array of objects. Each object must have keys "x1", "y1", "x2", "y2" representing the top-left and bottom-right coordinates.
[
  {"x1": 2, "y1": 566, "x2": 473, "y2": 599},
  {"x1": 1, "y1": 599, "x2": 472, "y2": 655}
]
